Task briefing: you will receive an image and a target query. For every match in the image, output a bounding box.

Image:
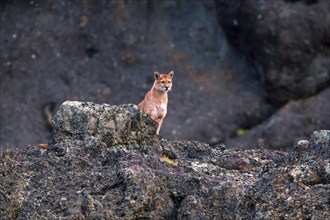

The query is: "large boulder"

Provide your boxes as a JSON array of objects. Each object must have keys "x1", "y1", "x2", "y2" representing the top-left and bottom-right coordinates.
[
  {"x1": 217, "y1": 0, "x2": 330, "y2": 104},
  {"x1": 0, "y1": 101, "x2": 329, "y2": 219}
]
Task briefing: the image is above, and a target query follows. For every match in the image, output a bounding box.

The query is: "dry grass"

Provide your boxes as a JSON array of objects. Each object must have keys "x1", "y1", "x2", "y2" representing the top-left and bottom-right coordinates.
[{"x1": 160, "y1": 155, "x2": 178, "y2": 166}]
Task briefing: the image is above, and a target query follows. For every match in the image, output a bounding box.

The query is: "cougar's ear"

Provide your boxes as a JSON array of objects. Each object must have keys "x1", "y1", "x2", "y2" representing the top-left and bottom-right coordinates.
[
  {"x1": 154, "y1": 72, "x2": 160, "y2": 80},
  {"x1": 168, "y1": 71, "x2": 174, "y2": 78}
]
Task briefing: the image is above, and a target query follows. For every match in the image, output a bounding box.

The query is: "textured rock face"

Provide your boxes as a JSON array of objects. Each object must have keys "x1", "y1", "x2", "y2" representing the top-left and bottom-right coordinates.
[{"x1": 0, "y1": 102, "x2": 329, "y2": 219}]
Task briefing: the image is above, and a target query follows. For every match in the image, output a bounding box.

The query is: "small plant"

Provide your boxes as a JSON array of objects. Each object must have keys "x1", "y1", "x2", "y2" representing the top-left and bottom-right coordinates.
[
  {"x1": 0, "y1": 146, "x2": 14, "y2": 176},
  {"x1": 0, "y1": 146, "x2": 26, "y2": 219},
  {"x1": 237, "y1": 129, "x2": 250, "y2": 136}
]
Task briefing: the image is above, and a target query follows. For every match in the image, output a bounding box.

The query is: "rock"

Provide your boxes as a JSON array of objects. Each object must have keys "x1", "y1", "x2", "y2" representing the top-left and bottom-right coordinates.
[
  {"x1": 0, "y1": 102, "x2": 329, "y2": 219},
  {"x1": 217, "y1": 0, "x2": 330, "y2": 104},
  {"x1": 49, "y1": 101, "x2": 159, "y2": 152},
  {"x1": 311, "y1": 130, "x2": 330, "y2": 145}
]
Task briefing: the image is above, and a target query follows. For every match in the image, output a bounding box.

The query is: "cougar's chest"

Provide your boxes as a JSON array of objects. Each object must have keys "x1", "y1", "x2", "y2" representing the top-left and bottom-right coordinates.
[{"x1": 157, "y1": 102, "x2": 167, "y2": 119}]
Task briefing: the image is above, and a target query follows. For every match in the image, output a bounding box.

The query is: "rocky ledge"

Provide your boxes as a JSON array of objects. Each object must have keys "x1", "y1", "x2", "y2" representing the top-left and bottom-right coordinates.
[{"x1": 1, "y1": 101, "x2": 329, "y2": 219}]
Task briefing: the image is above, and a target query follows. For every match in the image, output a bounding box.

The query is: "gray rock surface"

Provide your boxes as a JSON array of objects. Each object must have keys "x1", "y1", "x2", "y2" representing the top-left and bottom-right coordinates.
[{"x1": 0, "y1": 102, "x2": 329, "y2": 219}]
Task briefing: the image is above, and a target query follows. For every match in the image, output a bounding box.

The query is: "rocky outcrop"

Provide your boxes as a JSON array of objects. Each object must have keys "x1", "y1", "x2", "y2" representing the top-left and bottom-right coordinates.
[{"x1": 1, "y1": 102, "x2": 329, "y2": 219}]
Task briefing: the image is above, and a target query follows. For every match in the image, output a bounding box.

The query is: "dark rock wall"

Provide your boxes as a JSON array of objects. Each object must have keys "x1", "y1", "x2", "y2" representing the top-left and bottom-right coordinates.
[{"x1": 1, "y1": 0, "x2": 329, "y2": 149}]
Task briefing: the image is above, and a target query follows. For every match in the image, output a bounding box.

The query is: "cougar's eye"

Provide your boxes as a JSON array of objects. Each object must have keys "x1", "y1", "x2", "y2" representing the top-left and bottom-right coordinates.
[{"x1": 161, "y1": 81, "x2": 165, "y2": 84}]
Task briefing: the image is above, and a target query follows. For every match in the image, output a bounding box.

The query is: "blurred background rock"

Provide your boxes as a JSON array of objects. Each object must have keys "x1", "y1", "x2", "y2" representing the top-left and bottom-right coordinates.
[{"x1": 0, "y1": 0, "x2": 329, "y2": 149}]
